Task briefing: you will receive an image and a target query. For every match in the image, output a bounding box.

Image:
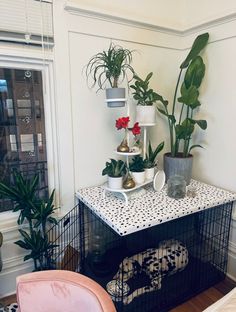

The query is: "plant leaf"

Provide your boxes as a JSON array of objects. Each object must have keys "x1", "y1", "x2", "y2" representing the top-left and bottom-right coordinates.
[
  {"x1": 180, "y1": 33, "x2": 209, "y2": 69},
  {"x1": 189, "y1": 144, "x2": 204, "y2": 152}
]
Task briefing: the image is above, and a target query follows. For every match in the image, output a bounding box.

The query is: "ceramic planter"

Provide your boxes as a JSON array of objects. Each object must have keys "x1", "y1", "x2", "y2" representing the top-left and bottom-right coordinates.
[
  {"x1": 163, "y1": 153, "x2": 193, "y2": 185},
  {"x1": 131, "y1": 171, "x2": 146, "y2": 184},
  {"x1": 136, "y1": 105, "x2": 156, "y2": 125},
  {"x1": 106, "y1": 88, "x2": 126, "y2": 107},
  {"x1": 108, "y1": 176, "x2": 123, "y2": 190},
  {"x1": 145, "y1": 167, "x2": 155, "y2": 180}
]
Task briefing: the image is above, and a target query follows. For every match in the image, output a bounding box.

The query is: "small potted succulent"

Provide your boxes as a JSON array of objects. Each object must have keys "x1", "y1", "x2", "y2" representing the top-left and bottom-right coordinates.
[
  {"x1": 129, "y1": 155, "x2": 145, "y2": 184},
  {"x1": 130, "y1": 72, "x2": 165, "y2": 124},
  {"x1": 102, "y1": 159, "x2": 127, "y2": 189},
  {"x1": 144, "y1": 141, "x2": 164, "y2": 180},
  {"x1": 157, "y1": 33, "x2": 209, "y2": 184},
  {"x1": 85, "y1": 43, "x2": 134, "y2": 107}
]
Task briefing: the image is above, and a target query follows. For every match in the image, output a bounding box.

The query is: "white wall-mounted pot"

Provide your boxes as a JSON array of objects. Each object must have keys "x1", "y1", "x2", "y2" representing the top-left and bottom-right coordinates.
[
  {"x1": 105, "y1": 88, "x2": 126, "y2": 107},
  {"x1": 136, "y1": 105, "x2": 156, "y2": 125},
  {"x1": 145, "y1": 167, "x2": 155, "y2": 180},
  {"x1": 131, "y1": 171, "x2": 146, "y2": 184},
  {"x1": 108, "y1": 176, "x2": 123, "y2": 189}
]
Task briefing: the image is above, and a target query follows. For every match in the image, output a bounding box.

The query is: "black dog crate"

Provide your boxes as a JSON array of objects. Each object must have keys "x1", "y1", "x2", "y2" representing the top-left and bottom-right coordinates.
[{"x1": 49, "y1": 200, "x2": 232, "y2": 312}]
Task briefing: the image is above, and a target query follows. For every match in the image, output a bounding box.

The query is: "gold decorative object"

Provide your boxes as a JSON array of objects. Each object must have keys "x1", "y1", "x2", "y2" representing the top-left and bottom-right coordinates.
[
  {"x1": 117, "y1": 139, "x2": 129, "y2": 153},
  {"x1": 123, "y1": 173, "x2": 135, "y2": 189}
]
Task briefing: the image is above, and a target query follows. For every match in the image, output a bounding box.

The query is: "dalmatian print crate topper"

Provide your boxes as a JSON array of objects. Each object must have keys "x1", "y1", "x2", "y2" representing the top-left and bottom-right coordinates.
[{"x1": 76, "y1": 179, "x2": 236, "y2": 236}]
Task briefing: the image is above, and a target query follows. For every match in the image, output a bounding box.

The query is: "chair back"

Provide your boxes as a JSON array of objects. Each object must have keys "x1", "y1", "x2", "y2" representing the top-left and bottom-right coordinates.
[{"x1": 17, "y1": 270, "x2": 116, "y2": 312}]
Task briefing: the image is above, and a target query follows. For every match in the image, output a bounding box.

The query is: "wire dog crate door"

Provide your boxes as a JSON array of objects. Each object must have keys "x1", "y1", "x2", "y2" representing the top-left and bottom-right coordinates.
[{"x1": 75, "y1": 201, "x2": 233, "y2": 312}]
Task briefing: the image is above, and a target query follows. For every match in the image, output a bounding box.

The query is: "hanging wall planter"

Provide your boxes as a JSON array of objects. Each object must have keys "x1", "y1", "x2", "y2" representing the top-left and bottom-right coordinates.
[
  {"x1": 105, "y1": 88, "x2": 126, "y2": 108},
  {"x1": 85, "y1": 43, "x2": 134, "y2": 108}
]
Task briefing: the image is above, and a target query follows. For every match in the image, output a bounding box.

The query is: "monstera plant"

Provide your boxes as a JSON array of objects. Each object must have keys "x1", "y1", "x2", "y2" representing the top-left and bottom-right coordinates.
[{"x1": 157, "y1": 33, "x2": 209, "y2": 184}]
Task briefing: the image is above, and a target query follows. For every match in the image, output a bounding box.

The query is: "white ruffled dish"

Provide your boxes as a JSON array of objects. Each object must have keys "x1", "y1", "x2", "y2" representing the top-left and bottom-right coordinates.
[{"x1": 153, "y1": 170, "x2": 165, "y2": 192}]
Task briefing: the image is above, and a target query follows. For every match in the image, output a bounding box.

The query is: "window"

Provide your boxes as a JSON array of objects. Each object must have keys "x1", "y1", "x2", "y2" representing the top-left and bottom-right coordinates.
[{"x1": 0, "y1": 68, "x2": 48, "y2": 212}]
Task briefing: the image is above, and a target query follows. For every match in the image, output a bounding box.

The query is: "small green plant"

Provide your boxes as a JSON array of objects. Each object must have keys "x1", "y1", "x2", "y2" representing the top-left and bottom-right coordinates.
[
  {"x1": 130, "y1": 72, "x2": 163, "y2": 106},
  {"x1": 129, "y1": 156, "x2": 145, "y2": 172},
  {"x1": 157, "y1": 33, "x2": 209, "y2": 158},
  {"x1": 144, "y1": 141, "x2": 165, "y2": 169},
  {"x1": 102, "y1": 159, "x2": 127, "y2": 177},
  {"x1": 85, "y1": 43, "x2": 134, "y2": 91},
  {"x1": 0, "y1": 171, "x2": 57, "y2": 271}
]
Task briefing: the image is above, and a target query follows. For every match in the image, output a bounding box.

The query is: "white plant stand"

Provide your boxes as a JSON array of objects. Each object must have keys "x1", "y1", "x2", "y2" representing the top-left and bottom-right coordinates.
[
  {"x1": 102, "y1": 179, "x2": 153, "y2": 205},
  {"x1": 103, "y1": 101, "x2": 157, "y2": 204}
]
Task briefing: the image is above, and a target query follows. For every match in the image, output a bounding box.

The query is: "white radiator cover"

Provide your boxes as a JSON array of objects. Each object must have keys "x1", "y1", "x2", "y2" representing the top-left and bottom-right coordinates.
[{"x1": 0, "y1": 0, "x2": 53, "y2": 45}]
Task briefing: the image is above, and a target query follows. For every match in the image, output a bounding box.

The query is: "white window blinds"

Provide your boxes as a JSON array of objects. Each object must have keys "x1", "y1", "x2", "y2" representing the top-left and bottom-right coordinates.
[{"x1": 0, "y1": 0, "x2": 53, "y2": 45}]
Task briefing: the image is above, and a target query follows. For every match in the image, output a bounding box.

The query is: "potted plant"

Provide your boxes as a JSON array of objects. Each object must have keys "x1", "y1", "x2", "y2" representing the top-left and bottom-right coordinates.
[
  {"x1": 157, "y1": 33, "x2": 209, "y2": 184},
  {"x1": 130, "y1": 72, "x2": 163, "y2": 124},
  {"x1": 85, "y1": 43, "x2": 134, "y2": 107},
  {"x1": 129, "y1": 155, "x2": 145, "y2": 184},
  {"x1": 0, "y1": 171, "x2": 57, "y2": 271},
  {"x1": 144, "y1": 141, "x2": 164, "y2": 180},
  {"x1": 102, "y1": 159, "x2": 127, "y2": 189}
]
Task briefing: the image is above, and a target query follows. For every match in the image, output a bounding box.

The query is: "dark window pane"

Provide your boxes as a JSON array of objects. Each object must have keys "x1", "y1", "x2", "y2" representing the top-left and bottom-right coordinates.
[{"x1": 0, "y1": 68, "x2": 48, "y2": 212}]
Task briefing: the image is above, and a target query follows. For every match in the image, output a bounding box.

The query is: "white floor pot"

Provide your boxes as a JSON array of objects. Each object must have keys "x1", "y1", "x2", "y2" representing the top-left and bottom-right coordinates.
[
  {"x1": 105, "y1": 88, "x2": 126, "y2": 107},
  {"x1": 131, "y1": 171, "x2": 146, "y2": 184},
  {"x1": 145, "y1": 167, "x2": 155, "y2": 180},
  {"x1": 136, "y1": 105, "x2": 156, "y2": 125},
  {"x1": 108, "y1": 176, "x2": 123, "y2": 190}
]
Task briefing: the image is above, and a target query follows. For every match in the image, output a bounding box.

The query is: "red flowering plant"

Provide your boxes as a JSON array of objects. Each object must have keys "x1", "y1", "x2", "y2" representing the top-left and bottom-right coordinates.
[
  {"x1": 115, "y1": 117, "x2": 142, "y2": 153},
  {"x1": 115, "y1": 117, "x2": 130, "y2": 130},
  {"x1": 130, "y1": 122, "x2": 141, "y2": 152}
]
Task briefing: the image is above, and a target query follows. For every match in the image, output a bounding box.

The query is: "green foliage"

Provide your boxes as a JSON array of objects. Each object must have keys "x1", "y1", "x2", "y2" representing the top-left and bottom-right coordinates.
[
  {"x1": 129, "y1": 156, "x2": 145, "y2": 172},
  {"x1": 157, "y1": 33, "x2": 209, "y2": 157},
  {"x1": 130, "y1": 72, "x2": 164, "y2": 106},
  {"x1": 102, "y1": 159, "x2": 127, "y2": 177},
  {"x1": 144, "y1": 141, "x2": 164, "y2": 169},
  {"x1": 85, "y1": 43, "x2": 134, "y2": 90},
  {"x1": 0, "y1": 171, "x2": 57, "y2": 271}
]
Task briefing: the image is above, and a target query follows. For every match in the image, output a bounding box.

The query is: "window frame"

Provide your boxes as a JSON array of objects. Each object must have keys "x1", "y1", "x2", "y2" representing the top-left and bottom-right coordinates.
[{"x1": 0, "y1": 46, "x2": 59, "y2": 221}]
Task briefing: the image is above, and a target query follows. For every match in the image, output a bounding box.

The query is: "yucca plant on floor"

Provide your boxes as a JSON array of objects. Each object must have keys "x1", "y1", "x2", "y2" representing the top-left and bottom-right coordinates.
[{"x1": 0, "y1": 171, "x2": 57, "y2": 271}]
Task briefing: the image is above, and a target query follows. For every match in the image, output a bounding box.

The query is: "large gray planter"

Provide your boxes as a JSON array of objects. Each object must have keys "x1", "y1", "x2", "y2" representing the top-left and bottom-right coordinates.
[
  {"x1": 105, "y1": 88, "x2": 126, "y2": 107},
  {"x1": 164, "y1": 153, "x2": 193, "y2": 185}
]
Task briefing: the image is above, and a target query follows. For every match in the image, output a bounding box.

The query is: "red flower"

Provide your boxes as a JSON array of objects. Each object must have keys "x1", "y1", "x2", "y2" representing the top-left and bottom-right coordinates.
[
  {"x1": 132, "y1": 122, "x2": 141, "y2": 135},
  {"x1": 115, "y1": 117, "x2": 130, "y2": 130}
]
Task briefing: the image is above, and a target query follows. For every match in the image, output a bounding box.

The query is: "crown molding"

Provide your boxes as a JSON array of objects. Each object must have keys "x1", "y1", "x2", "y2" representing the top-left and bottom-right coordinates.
[{"x1": 64, "y1": 1, "x2": 236, "y2": 37}]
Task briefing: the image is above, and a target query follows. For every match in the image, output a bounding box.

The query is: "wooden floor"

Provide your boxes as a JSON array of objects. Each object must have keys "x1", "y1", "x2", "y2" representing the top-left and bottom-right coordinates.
[{"x1": 1, "y1": 278, "x2": 236, "y2": 311}]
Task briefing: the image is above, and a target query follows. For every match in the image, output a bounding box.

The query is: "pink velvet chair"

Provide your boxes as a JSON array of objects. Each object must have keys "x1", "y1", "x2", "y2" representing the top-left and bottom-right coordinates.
[{"x1": 16, "y1": 270, "x2": 116, "y2": 312}]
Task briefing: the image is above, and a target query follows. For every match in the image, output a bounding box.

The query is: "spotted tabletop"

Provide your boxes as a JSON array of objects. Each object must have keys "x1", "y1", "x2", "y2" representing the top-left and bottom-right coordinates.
[{"x1": 76, "y1": 180, "x2": 236, "y2": 236}]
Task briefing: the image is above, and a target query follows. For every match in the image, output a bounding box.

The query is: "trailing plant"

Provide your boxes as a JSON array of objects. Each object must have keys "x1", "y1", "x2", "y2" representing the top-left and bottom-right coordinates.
[
  {"x1": 144, "y1": 141, "x2": 165, "y2": 169},
  {"x1": 157, "y1": 33, "x2": 209, "y2": 157},
  {"x1": 130, "y1": 72, "x2": 162, "y2": 106},
  {"x1": 102, "y1": 159, "x2": 127, "y2": 177},
  {"x1": 0, "y1": 171, "x2": 57, "y2": 271},
  {"x1": 85, "y1": 43, "x2": 134, "y2": 91},
  {"x1": 129, "y1": 156, "x2": 145, "y2": 172}
]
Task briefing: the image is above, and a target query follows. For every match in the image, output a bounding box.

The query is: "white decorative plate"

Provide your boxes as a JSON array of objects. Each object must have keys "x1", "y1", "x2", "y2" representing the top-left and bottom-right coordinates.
[{"x1": 153, "y1": 170, "x2": 166, "y2": 192}]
